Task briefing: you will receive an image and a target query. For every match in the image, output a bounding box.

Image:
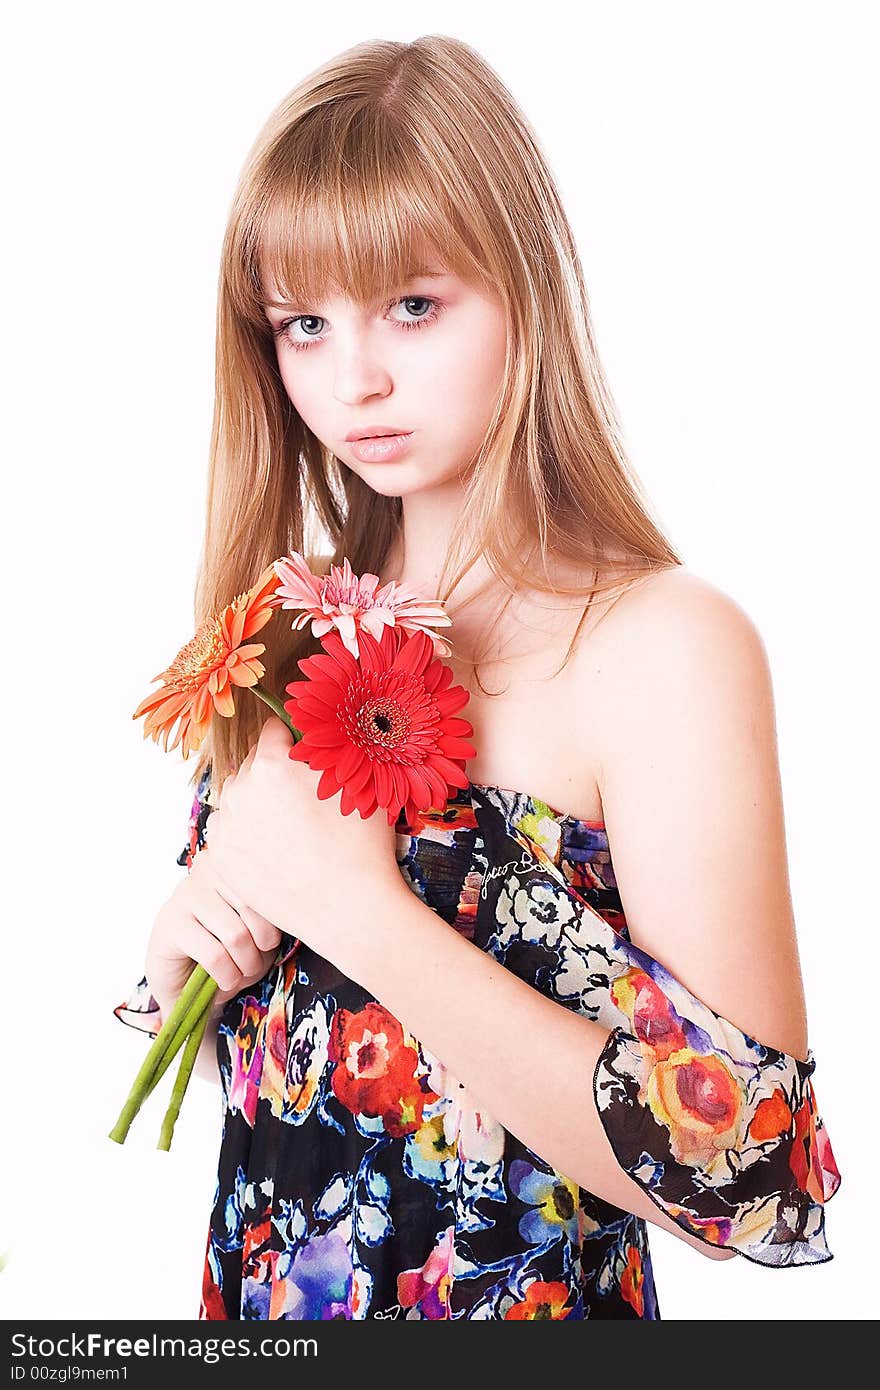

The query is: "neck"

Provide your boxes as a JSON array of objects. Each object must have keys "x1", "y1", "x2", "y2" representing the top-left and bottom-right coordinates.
[{"x1": 381, "y1": 478, "x2": 499, "y2": 613}]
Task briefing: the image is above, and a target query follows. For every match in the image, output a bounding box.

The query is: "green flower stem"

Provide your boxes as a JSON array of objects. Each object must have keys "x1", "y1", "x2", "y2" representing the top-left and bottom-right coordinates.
[
  {"x1": 251, "y1": 684, "x2": 302, "y2": 739},
  {"x1": 108, "y1": 967, "x2": 217, "y2": 1144},
  {"x1": 136, "y1": 989, "x2": 217, "y2": 1112},
  {"x1": 157, "y1": 1002, "x2": 213, "y2": 1151}
]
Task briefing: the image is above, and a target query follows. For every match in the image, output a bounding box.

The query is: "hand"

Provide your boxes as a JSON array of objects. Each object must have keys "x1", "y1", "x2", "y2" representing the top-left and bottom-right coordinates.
[
  {"x1": 145, "y1": 846, "x2": 284, "y2": 1020},
  {"x1": 202, "y1": 716, "x2": 405, "y2": 976}
]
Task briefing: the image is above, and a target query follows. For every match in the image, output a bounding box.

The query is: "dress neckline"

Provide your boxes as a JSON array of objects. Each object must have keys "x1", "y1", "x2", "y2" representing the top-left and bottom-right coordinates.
[
  {"x1": 464, "y1": 779, "x2": 606, "y2": 832},
  {"x1": 200, "y1": 762, "x2": 605, "y2": 833}
]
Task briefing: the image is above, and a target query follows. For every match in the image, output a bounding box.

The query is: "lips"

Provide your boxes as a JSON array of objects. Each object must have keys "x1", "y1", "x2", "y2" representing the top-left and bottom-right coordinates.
[
  {"x1": 345, "y1": 426, "x2": 410, "y2": 441},
  {"x1": 348, "y1": 431, "x2": 414, "y2": 463}
]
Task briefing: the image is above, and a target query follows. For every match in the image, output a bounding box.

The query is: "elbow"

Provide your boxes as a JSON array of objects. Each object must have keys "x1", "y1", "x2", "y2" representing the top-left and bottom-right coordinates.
[{"x1": 649, "y1": 1203, "x2": 739, "y2": 1261}]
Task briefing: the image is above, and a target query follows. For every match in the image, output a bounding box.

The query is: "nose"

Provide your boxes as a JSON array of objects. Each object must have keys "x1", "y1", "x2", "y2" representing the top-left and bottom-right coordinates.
[{"x1": 331, "y1": 328, "x2": 393, "y2": 406}]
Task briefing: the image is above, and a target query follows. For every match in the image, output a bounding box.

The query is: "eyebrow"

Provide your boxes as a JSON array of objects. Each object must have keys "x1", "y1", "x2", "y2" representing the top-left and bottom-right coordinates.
[{"x1": 263, "y1": 269, "x2": 451, "y2": 311}]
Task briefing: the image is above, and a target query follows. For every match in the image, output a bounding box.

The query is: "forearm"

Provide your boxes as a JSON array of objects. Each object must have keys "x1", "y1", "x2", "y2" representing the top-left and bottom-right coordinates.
[{"x1": 343, "y1": 883, "x2": 733, "y2": 1260}]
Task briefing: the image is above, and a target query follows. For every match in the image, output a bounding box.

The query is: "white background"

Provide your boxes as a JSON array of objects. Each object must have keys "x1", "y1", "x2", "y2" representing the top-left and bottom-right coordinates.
[{"x1": 2, "y1": 0, "x2": 876, "y2": 1321}]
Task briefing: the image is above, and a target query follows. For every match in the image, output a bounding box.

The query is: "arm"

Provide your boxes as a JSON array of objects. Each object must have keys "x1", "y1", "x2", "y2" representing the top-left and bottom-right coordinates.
[
  {"x1": 342, "y1": 573, "x2": 837, "y2": 1262},
  {"x1": 593, "y1": 571, "x2": 808, "y2": 1060},
  {"x1": 351, "y1": 877, "x2": 735, "y2": 1258}
]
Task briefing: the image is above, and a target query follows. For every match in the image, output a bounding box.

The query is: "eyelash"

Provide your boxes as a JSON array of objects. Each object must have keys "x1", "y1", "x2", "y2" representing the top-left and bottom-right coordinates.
[{"x1": 272, "y1": 296, "x2": 444, "y2": 352}]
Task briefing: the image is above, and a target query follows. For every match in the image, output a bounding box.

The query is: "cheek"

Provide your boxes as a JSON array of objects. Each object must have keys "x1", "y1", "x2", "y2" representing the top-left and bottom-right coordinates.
[
  {"x1": 277, "y1": 356, "x2": 321, "y2": 425},
  {"x1": 279, "y1": 366, "x2": 305, "y2": 414},
  {"x1": 431, "y1": 321, "x2": 506, "y2": 435},
  {"x1": 471, "y1": 328, "x2": 506, "y2": 408}
]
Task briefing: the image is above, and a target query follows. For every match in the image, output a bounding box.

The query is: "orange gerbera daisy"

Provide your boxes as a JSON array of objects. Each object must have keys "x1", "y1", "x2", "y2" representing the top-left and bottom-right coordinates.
[{"x1": 132, "y1": 564, "x2": 283, "y2": 757}]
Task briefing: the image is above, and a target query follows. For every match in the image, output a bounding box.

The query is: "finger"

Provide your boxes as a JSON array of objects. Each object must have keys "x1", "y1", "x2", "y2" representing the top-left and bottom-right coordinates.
[
  {"x1": 193, "y1": 898, "x2": 268, "y2": 987},
  {"x1": 173, "y1": 913, "x2": 247, "y2": 995},
  {"x1": 213, "y1": 874, "x2": 283, "y2": 953},
  {"x1": 235, "y1": 905, "x2": 283, "y2": 953},
  {"x1": 215, "y1": 895, "x2": 279, "y2": 950}
]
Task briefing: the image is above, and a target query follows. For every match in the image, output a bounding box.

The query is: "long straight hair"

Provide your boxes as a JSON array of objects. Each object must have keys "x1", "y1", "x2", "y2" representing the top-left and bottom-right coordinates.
[{"x1": 188, "y1": 34, "x2": 682, "y2": 795}]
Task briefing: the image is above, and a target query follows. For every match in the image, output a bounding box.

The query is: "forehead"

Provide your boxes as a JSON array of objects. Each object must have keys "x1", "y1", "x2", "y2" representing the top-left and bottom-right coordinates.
[
  {"x1": 252, "y1": 194, "x2": 482, "y2": 314},
  {"x1": 261, "y1": 264, "x2": 453, "y2": 311}
]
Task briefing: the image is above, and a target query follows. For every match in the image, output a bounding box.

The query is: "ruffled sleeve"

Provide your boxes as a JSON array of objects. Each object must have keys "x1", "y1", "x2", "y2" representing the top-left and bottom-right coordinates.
[
  {"x1": 471, "y1": 789, "x2": 841, "y2": 1269},
  {"x1": 592, "y1": 964, "x2": 840, "y2": 1267},
  {"x1": 112, "y1": 763, "x2": 216, "y2": 1039}
]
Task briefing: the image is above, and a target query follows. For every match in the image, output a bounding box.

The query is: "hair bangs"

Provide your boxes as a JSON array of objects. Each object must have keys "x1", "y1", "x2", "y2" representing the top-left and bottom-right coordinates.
[{"x1": 234, "y1": 117, "x2": 486, "y2": 326}]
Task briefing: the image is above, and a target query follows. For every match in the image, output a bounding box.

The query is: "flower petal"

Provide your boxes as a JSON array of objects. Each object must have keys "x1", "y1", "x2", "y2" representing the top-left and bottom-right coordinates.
[
  {"x1": 391, "y1": 629, "x2": 433, "y2": 676},
  {"x1": 373, "y1": 761, "x2": 394, "y2": 807}
]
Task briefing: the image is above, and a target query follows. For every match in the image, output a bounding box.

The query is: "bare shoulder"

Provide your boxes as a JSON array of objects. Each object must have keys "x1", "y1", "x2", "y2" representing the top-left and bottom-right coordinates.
[
  {"x1": 581, "y1": 565, "x2": 773, "y2": 751},
  {"x1": 584, "y1": 563, "x2": 778, "y2": 834},
  {"x1": 593, "y1": 564, "x2": 767, "y2": 655}
]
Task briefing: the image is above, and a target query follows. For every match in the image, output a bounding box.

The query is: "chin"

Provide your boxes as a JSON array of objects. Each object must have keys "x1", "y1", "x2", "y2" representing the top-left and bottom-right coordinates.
[
  {"x1": 342, "y1": 458, "x2": 458, "y2": 498},
  {"x1": 336, "y1": 450, "x2": 464, "y2": 500},
  {"x1": 362, "y1": 476, "x2": 425, "y2": 499}
]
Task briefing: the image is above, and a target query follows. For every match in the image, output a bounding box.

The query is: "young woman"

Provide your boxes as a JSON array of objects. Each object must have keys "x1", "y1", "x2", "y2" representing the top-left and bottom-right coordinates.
[{"x1": 115, "y1": 34, "x2": 839, "y2": 1320}]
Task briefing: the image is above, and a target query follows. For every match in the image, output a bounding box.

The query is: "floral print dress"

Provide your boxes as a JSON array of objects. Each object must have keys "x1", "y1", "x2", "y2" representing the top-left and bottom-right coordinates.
[{"x1": 115, "y1": 765, "x2": 841, "y2": 1320}]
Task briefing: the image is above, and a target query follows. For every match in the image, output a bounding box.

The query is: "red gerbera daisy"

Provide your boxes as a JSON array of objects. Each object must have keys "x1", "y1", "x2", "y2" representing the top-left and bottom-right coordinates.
[{"x1": 283, "y1": 625, "x2": 476, "y2": 825}]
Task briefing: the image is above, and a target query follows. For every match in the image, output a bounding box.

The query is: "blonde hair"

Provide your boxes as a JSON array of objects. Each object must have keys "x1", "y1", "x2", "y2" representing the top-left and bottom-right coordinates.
[{"x1": 188, "y1": 34, "x2": 682, "y2": 795}]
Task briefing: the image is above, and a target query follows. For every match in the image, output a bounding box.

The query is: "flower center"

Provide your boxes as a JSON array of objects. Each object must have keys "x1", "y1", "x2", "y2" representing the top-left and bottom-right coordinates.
[
  {"x1": 356, "y1": 697, "x2": 410, "y2": 749},
  {"x1": 164, "y1": 619, "x2": 226, "y2": 690}
]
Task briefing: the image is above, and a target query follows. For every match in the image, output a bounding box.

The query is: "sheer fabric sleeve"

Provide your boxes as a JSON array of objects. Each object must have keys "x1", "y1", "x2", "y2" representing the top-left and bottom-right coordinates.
[
  {"x1": 472, "y1": 792, "x2": 841, "y2": 1269},
  {"x1": 112, "y1": 763, "x2": 215, "y2": 1039}
]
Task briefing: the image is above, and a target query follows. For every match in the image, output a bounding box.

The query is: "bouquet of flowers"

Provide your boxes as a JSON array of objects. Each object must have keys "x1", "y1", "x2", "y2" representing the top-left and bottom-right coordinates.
[{"x1": 109, "y1": 554, "x2": 475, "y2": 1149}]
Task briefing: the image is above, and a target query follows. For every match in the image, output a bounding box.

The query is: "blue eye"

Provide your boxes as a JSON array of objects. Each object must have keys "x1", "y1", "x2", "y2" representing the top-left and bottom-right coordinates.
[{"x1": 272, "y1": 296, "x2": 443, "y2": 352}]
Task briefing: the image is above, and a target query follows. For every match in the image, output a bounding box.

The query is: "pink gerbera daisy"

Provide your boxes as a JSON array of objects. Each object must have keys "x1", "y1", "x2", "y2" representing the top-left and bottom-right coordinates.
[
  {"x1": 272, "y1": 552, "x2": 453, "y2": 660},
  {"x1": 283, "y1": 625, "x2": 476, "y2": 825}
]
